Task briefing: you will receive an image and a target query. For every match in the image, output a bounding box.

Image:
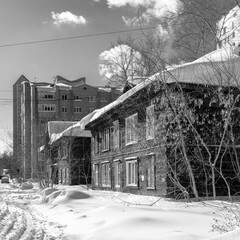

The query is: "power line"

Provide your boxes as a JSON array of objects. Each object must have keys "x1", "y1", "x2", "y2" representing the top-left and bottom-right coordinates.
[{"x1": 0, "y1": 26, "x2": 158, "y2": 48}]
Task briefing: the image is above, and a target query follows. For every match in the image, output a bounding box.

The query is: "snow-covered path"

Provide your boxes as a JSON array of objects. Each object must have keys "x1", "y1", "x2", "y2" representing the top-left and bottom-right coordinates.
[
  {"x1": 0, "y1": 183, "x2": 64, "y2": 240},
  {"x1": 1, "y1": 182, "x2": 240, "y2": 240}
]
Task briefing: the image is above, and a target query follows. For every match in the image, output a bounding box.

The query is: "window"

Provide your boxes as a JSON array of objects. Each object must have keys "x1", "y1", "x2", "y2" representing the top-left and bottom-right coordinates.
[
  {"x1": 62, "y1": 94, "x2": 67, "y2": 100},
  {"x1": 126, "y1": 159, "x2": 137, "y2": 186},
  {"x1": 74, "y1": 95, "x2": 80, "y2": 100},
  {"x1": 125, "y1": 113, "x2": 138, "y2": 145},
  {"x1": 89, "y1": 108, "x2": 95, "y2": 113},
  {"x1": 146, "y1": 105, "x2": 155, "y2": 140},
  {"x1": 38, "y1": 104, "x2": 56, "y2": 112},
  {"x1": 126, "y1": 158, "x2": 138, "y2": 186},
  {"x1": 113, "y1": 120, "x2": 119, "y2": 149},
  {"x1": 233, "y1": 31, "x2": 235, "y2": 38},
  {"x1": 147, "y1": 155, "x2": 155, "y2": 189},
  {"x1": 74, "y1": 107, "x2": 82, "y2": 113},
  {"x1": 102, "y1": 163, "x2": 110, "y2": 187},
  {"x1": 88, "y1": 96, "x2": 96, "y2": 102},
  {"x1": 62, "y1": 106, "x2": 67, "y2": 112},
  {"x1": 102, "y1": 128, "x2": 109, "y2": 151},
  {"x1": 232, "y1": 21, "x2": 235, "y2": 30},
  {"x1": 114, "y1": 161, "x2": 121, "y2": 187},
  {"x1": 93, "y1": 164, "x2": 99, "y2": 186}
]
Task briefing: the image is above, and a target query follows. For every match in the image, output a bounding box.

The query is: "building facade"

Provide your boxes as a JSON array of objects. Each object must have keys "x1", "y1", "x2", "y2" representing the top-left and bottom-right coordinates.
[
  {"x1": 85, "y1": 48, "x2": 240, "y2": 198},
  {"x1": 217, "y1": 5, "x2": 240, "y2": 49},
  {"x1": 13, "y1": 75, "x2": 119, "y2": 179}
]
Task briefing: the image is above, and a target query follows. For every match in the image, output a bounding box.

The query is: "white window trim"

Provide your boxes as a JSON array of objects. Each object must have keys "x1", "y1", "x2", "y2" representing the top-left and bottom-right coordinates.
[
  {"x1": 101, "y1": 128, "x2": 110, "y2": 152},
  {"x1": 146, "y1": 104, "x2": 155, "y2": 140},
  {"x1": 102, "y1": 162, "x2": 111, "y2": 187},
  {"x1": 126, "y1": 158, "x2": 138, "y2": 187},
  {"x1": 114, "y1": 159, "x2": 121, "y2": 188},
  {"x1": 146, "y1": 154, "x2": 155, "y2": 189},
  {"x1": 125, "y1": 113, "x2": 138, "y2": 146},
  {"x1": 113, "y1": 120, "x2": 120, "y2": 149}
]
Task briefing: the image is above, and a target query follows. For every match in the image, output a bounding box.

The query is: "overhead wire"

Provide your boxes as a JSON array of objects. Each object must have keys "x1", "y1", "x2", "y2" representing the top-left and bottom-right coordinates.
[{"x1": 0, "y1": 26, "x2": 158, "y2": 48}]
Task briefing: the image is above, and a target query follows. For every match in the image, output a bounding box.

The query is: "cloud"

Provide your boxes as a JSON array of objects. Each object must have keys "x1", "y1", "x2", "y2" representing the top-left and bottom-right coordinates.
[
  {"x1": 51, "y1": 11, "x2": 87, "y2": 26},
  {"x1": 106, "y1": 0, "x2": 178, "y2": 25}
]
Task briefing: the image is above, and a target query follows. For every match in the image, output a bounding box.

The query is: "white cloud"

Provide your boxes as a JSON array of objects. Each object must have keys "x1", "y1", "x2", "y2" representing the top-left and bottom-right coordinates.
[
  {"x1": 51, "y1": 11, "x2": 87, "y2": 26},
  {"x1": 106, "y1": 0, "x2": 177, "y2": 25}
]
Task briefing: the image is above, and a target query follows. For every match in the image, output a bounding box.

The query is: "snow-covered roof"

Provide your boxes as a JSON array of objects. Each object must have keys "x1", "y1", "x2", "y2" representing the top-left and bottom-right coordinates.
[
  {"x1": 49, "y1": 111, "x2": 98, "y2": 144},
  {"x1": 47, "y1": 121, "x2": 76, "y2": 137},
  {"x1": 89, "y1": 47, "x2": 240, "y2": 124},
  {"x1": 55, "y1": 83, "x2": 72, "y2": 89},
  {"x1": 98, "y1": 87, "x2": 112, "y2": 92}
]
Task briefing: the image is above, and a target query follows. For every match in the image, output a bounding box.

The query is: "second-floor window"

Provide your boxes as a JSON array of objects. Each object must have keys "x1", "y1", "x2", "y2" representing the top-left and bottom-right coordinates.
[
  {"x1": 101, "y1": 128, "x2": 110, "y2": 151},
  {"x1": 113, "y1": 120, "x2": 119, "y2": 149},
  {"x1": 62, "y1": 106, "x2": 67, "y2": 112},
  {"x1": 125, "y1": 113, "x2": 138, "y2": 145},
  {"x1": 146, "y1": 105, "x2": 155, "y2": 140}
]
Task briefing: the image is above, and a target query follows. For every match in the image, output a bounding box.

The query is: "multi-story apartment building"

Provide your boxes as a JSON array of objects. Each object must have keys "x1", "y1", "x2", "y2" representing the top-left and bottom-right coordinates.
[
  {"x1": 13, "y1": 75, "x2": 119, "y2": 179},
  {"x1": 217, "y1": 5, "x2": 240, "y2": 49}
]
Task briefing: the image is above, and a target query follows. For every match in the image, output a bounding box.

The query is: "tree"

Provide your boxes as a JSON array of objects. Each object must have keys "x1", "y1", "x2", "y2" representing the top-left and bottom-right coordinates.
[
  {"x1": 170, "y1": 0, "x2": 237, "y2": 62},
  {"x1": 98, "y1": 34, "x2": 168, "y2": 88}
]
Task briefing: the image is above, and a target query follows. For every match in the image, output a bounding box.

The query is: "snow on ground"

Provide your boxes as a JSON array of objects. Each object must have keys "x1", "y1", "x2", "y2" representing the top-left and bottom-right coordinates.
[{"x1": 1, "y1": 182, "x2": 240, "y2": 240}]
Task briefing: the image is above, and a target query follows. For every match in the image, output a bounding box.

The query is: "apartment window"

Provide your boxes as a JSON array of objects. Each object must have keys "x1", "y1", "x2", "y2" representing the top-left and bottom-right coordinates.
[
  {"x1": 101, "y1": 128, "x2": 110, "y2": 151},
  {"x1": 125, "y1": 113, "x2": 138, "y2": 145},
  {"x1": 74, "y1": 95, "x2": 80, "y2": 100},
  {"x1": 62, "y1": 94, "x2": 67, "y2": 100},
  {"x1": 233, "y1": 31, "x2": 235, "y2": 38},
  {"x1": 88, "y1": 96, "x2": 96, "y2": 102},
  {"x1": 62, "y1": 106, "x2": 67, "y2": 112},
  {"x1": 113, "y1": 120, "x2": 119, "y2": 149},
  {"x1": 147, "y1": 155, "x2": 155, "y2": 189},
  {"x1": 114, "y1": 160, "x2": 121, "y2": 188},
  {"x1": 38, "y1": 104, "x2": 56, "y2": 112},
  {"x1": 89, "y1": 108, "x2": 95, "y2": 113},
  {"x1": 44, "y1": 94, "x2": 53, "y2": 99},
  {"x1": 102, "y1": 163, "x2": 110, "y2": 187},
  {"x1": 146, "y1": 105, "x2": 155, "y2": 140},
  {"x1": 232, "y1": 21, "x2": 235, "y2": 30},
  {"x1": 74, "y1": 107, "x2": 82, "y2": 113},
  {"x1": 93, "y1": 164, "x2": 99, "y2": 186},
  {"x1": 126, "y1": 158, "x2": 138, "y2": 186}
]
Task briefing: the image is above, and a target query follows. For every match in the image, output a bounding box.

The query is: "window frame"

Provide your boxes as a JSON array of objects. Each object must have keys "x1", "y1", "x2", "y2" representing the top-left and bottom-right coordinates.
[
  {"x1": 74, "y1": 107, "x2": 82, "y2": 113},
  {"x1": 38, "y1": 104, "x2": 56, "y2": 112},
  {"x1": 61, "y1": 106, "x2": 67, "y2": 113},
  {"x1": 113, "y1": 120, "x2": 120, "y2": 149},
  {"x1": 102, "y1": 162, "x2": 111, "y2": 187},
  {"x1": 126, "y1": 158, "x2": 138, "y2": 187},
  {"x1": 146, "y1": 104, "x2": 155, "y2": 140},
  {"x1": 146, "y1": 154, "x2": 156, "y2": 189},
  {"x1": 114, "y1": 160, "x2": 121, "y2": 188},
  {"x1": 125, "y1": 113, "x2": 138, "y2": 146},
  {"x1": 101, "y1": 128, "x2": 110, "y2": 152},
  {"x1": 93, "y1": 164, "x2": 99, "y2": 186}
]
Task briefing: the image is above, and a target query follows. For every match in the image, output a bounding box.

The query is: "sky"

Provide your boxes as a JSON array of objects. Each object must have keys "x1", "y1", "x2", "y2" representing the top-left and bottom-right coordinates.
[{"x1": 0, "y1": 0, "x2": 177, "y2": 152}]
